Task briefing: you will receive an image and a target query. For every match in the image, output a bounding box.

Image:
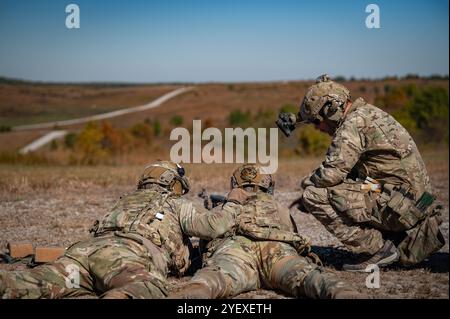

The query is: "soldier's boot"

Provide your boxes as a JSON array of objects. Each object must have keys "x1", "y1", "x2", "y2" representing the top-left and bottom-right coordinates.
[
  {"x1": 342, "y1": 240, "x2": 399, "y2": 272},
  {"x1": 301, "y1": 268, "x2": 366, "y2": 299},
  {"x1": 168, "y1": 282, "x2": 212, "y2": 299}
]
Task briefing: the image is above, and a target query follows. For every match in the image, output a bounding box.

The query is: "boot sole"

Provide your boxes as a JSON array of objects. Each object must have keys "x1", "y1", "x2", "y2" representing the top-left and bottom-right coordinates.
[
  {"x1": 342, "y1": 251, "x2": 399, "y2": 272},
  {"x1": 376, "y1": 251, "x2": 399, "y2": 267}
]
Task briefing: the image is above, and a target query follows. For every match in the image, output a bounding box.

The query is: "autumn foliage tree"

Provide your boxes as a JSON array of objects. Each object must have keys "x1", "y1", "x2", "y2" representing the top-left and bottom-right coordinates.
[{"x1": 74, "y1": 122, "x2": 109, "y2": 164}]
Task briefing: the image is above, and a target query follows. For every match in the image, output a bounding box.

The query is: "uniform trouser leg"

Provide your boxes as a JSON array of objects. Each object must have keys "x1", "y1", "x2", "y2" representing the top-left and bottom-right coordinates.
[
  {"x1": 302, "y1": 185, "x2": 384, "y2": 255},
  {"x1": 260, "y1": 242, "x2": 357, "y2": 299},
  {"x1": 99, "y1": 266, "x2": 166, "y2": 299},
  {"x1": 0, "y1": 256, "x2": 93, "y2": 299},
  {"x1": 86, "y1": 242, "x2": 167, "y2": 299},
  {"x1": 188, "y1": 237, "x2": 259, "y2": 299},
  {"x1": 1, "y1": 236, "x2": 168, "y2": 299}
]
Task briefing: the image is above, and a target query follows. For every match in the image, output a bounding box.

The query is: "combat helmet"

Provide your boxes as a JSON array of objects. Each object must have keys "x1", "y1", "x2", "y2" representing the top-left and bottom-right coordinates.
[
  {"x1": 138, "y1": 160, "x2": 190, "y2": 195},
  {"x1": 298, "y1": 74, "x2": 351, "y2": 125},
  {"x1": 230, "y1": 164, "x2": 274, "y2": 194}
]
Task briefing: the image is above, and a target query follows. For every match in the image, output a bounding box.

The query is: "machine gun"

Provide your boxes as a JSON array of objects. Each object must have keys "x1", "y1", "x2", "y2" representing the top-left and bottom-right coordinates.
[{"x1": 198, "y1": 188, "x2": 227, "y2": 210}]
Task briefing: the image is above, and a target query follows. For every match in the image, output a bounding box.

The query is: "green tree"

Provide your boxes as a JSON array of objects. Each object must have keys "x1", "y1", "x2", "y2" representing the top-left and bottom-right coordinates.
[
  {"x1": 130, "y1": 122, "x2": 153, "y2": 144},
  {"x1": 253, "y1": 109, "x2": 275, "y2": 128},
  {"x1": 170, "y1": 115, "x2": 184, "y2": 126},
  {"x1": 380, "y1": 85, "x2": 449, "y2": 144},
  {"x1": 279, "y1": 104, "x2": 297, "y2": 114},
  {"x1": 228, "y1": 110, "x2": 251, "y2": 126},
  {"x1": 296, "y1": 125, "x2": 330, "y2": 156},
  {"x1": 409, "y1": 86, "x2": 449, "y2": 143},
  {"x1": 0, "y1": 125, "x2": 11, "y2": 133},
  {"x1": 64, "y1": 132, "x2": 77, "y2": 149},
  {"x1": 153, "y1": 120, "x2": 161, "y2": 136},
  {"x1": 50, "y1": 139, "x2": 58, "y2": 151}
]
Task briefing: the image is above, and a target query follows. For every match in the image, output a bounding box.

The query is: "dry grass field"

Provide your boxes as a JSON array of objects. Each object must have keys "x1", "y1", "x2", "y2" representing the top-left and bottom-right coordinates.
[
  {"x1": 0, "y1": 78, "x2": 447, "y2": 153},
  {"x1": 0, "y1": 84, "x2": 179, "y2": 127},
  {"x1": 0, "y1": 150, "x2": 448, "y2": 299},
  {"x1": 0, "y1": 78, "x2": 448, "y2": 299},
  {"x1": 147, "y1": 79, "x2": 449, "y2": 127}
]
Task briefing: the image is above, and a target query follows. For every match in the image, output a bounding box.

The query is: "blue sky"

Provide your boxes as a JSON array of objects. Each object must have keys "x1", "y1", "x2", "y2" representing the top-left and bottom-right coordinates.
[{"x1": 0, "y1": 0, "x2": 448, "y2": 82}]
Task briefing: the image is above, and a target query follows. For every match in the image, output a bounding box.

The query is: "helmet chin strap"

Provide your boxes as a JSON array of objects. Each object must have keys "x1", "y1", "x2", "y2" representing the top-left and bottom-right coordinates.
[{"x1": 343, "y1": 100, "x2": 353, "y2": 117}]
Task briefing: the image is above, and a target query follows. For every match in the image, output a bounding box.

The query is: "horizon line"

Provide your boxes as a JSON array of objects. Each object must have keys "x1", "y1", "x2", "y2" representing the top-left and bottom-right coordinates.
[{"x1": 0, "y1": 73, "x2": 449, "y2": 86}]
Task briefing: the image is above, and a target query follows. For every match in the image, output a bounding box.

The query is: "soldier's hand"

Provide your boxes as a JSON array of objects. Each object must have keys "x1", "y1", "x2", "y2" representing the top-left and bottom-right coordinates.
[
  {"x1": 198, "y1": 188, "x2": 213, "y2": 210},
  {"x1": 300, "y1": 173, "x2": 315, "y2": 190},
  {"x1": 227, "y1": 188, "x2": 250, "y2": 205}
]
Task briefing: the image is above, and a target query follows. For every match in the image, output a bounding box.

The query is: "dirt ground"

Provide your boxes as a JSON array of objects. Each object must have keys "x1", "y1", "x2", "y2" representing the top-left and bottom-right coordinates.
[{"x1": 0, "y1": 153, "x2": 448, "y2": 299}]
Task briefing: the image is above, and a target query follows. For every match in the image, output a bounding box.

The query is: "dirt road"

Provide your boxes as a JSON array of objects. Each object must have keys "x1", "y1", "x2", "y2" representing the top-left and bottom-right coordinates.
[{"x1": 13, "y1": 87, "x2": 193, "y2": 131}]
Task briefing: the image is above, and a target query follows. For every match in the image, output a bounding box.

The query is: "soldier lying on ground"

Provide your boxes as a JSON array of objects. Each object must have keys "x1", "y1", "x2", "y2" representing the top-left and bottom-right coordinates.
[
  {"x1": 277, "y1": 74, "x2": 445, "y2": 272},
  {"x1": 169, "y1": 164, "x2": 362, "y2": 299},
  {"x1": 0, "y1": 160, "x2": 242, "y2": 299}
]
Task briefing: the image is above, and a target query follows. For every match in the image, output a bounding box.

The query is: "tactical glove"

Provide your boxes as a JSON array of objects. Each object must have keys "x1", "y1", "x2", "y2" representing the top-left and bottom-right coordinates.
[{"x1": 227, "y1": 188, "x2": 250, "y2": 205}]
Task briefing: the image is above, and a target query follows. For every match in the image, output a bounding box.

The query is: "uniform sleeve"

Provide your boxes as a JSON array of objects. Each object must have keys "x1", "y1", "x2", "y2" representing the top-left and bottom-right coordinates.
[
  {"x1": 310, "y1": 115, "x2": 366, "y2": 187},
  {"x1": 276, "y1": 204, "x2": 297, "y2": 232},
  {"x1": 178, "y1": 200, "x2": 241, "y2": 240}
]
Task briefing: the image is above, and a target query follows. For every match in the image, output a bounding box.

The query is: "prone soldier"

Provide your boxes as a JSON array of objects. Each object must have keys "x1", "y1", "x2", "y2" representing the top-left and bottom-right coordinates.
[
  {"x1": 0, "y1": 160, "x2": 241, "y2": 298},
  {"x1": 169, "y1": 164, "x2": 361, "y2": 299}
]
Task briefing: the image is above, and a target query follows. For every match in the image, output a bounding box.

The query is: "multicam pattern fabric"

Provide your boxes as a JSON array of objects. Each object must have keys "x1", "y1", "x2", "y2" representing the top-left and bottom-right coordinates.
[
  {"x1": 301, "y1": 98, "x2": 444, "y2": 263},
  {"x1": 170, "y1": 192, "x2": 358, "y2": 299},
  {"x1": 0, "y1": 185, "x2": 239, "y2": 299},
  {"x1": 236, "y1": 193, "x2": 310, "y2": 253},
  {"x1": 309, "y1": 98, "x2": 432, "y2": 194}
]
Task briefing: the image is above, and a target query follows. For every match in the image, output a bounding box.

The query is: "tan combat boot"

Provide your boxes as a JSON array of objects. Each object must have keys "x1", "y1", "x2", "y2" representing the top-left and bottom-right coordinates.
[{"x1": 342, "y1": 240, "x2": 399, "y2": 272}]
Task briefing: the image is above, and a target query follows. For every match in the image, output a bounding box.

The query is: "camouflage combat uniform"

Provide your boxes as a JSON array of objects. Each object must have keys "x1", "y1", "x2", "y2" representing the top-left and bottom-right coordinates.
[
  {"x1": 0, "y1": 184, "x2": 238, "y2": 299},
  {"x1": 171, "y1": 191, "x2": 357, "y2": 299},
  {"x1": 301, "y1": 97, "x2": 445, "y2": 264}
]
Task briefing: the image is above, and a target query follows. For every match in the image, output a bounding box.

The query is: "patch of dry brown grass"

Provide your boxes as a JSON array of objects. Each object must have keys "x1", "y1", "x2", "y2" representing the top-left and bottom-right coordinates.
[
  {"x1": 0, "y1": 157, "x2": 323, "y2": 200},
  {"x1": 0, "y1": 150, "x2": 447, "y2": 299},
  {"x1": 0, "y1": 84, "x2": 178, "y2": 127},
  {"x1": 1, "y1": 148, "x2": 445, "y2": 197}
]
